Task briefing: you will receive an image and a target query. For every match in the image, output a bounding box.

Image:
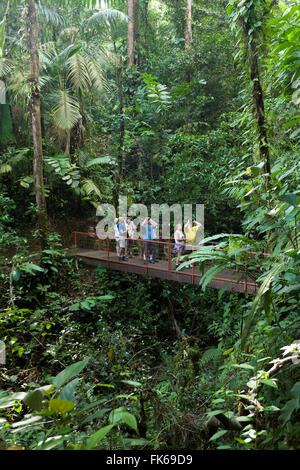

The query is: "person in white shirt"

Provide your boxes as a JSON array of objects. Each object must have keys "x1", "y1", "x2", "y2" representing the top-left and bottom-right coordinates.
[
  {"x1": 126, "y1": 217, "x2": 136, "y2": 258},
  {"x1": 114, "y1": 218, "x2": 121, "y2": 259},
  {"x1": 173, "y1": 224, "x2": 185, "y2": 268}
]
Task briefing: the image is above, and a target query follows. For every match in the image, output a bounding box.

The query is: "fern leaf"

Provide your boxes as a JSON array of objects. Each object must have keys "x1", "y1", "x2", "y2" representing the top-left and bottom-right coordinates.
[
  {"x1": 81, "y1": 178, "x2": 101, "y2": 198},
  {"x1": 86, "y1": 156, "x2": 116, "y2": 167}
]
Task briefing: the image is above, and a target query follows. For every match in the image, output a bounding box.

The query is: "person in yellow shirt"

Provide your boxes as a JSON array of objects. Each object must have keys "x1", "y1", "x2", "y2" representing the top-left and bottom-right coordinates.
[{"x1": 184, "y1": 219, "x2": 202, "y2": 268}]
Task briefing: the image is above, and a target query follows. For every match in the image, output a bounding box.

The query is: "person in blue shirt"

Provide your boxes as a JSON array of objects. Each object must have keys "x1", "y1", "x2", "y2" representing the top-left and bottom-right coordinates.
[
  {"x1": 117, "y1": 217, "x2": 128, "y2": 261},
  {"x1": 141, "y1": 217, "x2": 158, "y2": 264}
]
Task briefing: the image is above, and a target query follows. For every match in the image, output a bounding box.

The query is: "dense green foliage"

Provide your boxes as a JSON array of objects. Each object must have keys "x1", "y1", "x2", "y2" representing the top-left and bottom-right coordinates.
[{"x1": 0, "y1": 0, "x2": 299, "y2": 451}]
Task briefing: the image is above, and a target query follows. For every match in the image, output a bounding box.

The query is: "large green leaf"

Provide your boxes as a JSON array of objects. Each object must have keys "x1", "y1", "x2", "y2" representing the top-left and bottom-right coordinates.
[
  {"x1": 280, "y1": 398, "x2": 300, "y2": 424},
  {"x1": 58, "y1": 378, "x2": 80, "y2": 403},
  {"x1": 281, "y1": 193, "x2": 300, "y2": 207},
  {"x1": 23, "y1": 390, "x2": 43, "y2": 411},
  {"x1": 52, "y1": 357, "x2": 90, "y2": 388},
  {"x1": 109, "y1": 407, "x2": 138, "y2": 433},
  {"x1": 86, "y1": 424, "x2": 115, "y2": 450},
  {"x1": 291, "y1": 382, "x2": 300, "y2": 399},
  {"x1": 49, "y1": 399, "x2": 75, "y2": 414},
  {"x1": 209, "y1": 430, "x2": 228, "y2": 441},
  {"x1": 11, "y1": 267, "x2": 21, "y2": 282}
]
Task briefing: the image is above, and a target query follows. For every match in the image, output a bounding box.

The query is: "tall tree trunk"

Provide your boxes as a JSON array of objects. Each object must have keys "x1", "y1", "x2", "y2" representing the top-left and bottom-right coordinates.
[
  {"x1": 127, "y1": 0, "x2": 134, "y2": 68},
  {"x1": 26, "y1": 0, "x2": 48, "y2": 245},
  {"x1": 184, "y1": 0, "x2": 193, "y2": 122},
  {"x1": 242, "y1": 7, "x2": 271, "y2": 177},
  {"x1": 185, "y1": 0, "x2": 192, "y2": 51},
  {"x1": 249, "y1": 35, "x2": 270, "y2": 176},
  {"x1": 117, "y1": 60, "x2": 124, "y2": 183},
  {"x1": 113, "y1": 54, "x2": 125, "y2": 210},
  {"x1": 65, "y1": 129, "x2": 71, "y2": 158},
  {"x1": 133, "y1": 0, "x2": 140, "y2": 66},
  {"x1": 127, "y1": 0, "x2": 139, "y2": 67}
]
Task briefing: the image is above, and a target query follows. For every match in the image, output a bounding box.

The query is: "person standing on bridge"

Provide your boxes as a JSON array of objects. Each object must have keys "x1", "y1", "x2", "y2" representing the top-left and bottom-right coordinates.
[
  {"x1": 117, "y1": 217, "x2": 128, "y2": 261},
  {"x1": 184, "y1": 219, "x2": 202, "y2": 268},
  {"x1": 114, "y1": 218, "x2": 121, "y2": 259},
  {"x1": 173, "y1": 223, "x2": 186, "y2": 269},
  {"x1": 141, "y1": 217, "x2": 158, "y2": 264},
  {"x1": 126, "y1": 217, "x2": 136, "y2": 259}
]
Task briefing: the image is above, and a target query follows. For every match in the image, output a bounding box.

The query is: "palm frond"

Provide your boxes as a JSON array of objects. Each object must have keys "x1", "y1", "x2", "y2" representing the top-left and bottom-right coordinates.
[
  {"x1": 86, "y1": 8, "x2": 128, "y2": 29},
  {"x1": 7, "y1": 69, "x2": 31, "y2": 105},
  {"x1": 67, "y1": 52, "x2": 91, "y2": 92},
  {"x1": 57, "y1": 44, "x2": 81, "y2": 63},
  {"x1": 0, "y1": 58, "x2": 12, "y2": 78},
  {"x1": 42, "y1": 0, "x2": 99, "y2": 7},
  {"x1": 52, "y1": 89, "x2": 80, "y2": 131},
  {"x1": 37, "y1": 3, "x2": 65, "y2": 26},
  {"x1": 58, "y1": 27, "x2": 79, "y2": 41},
  {"x1": 84, "y1": 54, "x2": 109, "y2": 93},
  {"x1": 40, "y1": 41, "x2": 57, "y2": 62}
]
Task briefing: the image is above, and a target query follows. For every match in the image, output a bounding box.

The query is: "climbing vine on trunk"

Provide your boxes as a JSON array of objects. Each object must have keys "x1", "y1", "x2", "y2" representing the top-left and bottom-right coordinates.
[{"x1": 228, "y1": 0, "x2": 275, "y2": 178}]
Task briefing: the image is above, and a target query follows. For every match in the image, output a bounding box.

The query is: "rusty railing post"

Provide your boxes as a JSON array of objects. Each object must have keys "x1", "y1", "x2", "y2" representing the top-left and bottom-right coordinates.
[
  {"x1": 106, "y1": 236, "x2": 110, "y2": 268},
  {"x1": 192, "y1": 248, "x2": 195, "y2": 285},
  {"x1": 168, "y1": 240, "x2": 171, "y2": 271},
  {"x1": 244, "y1": 264, "x2": 248, "y2": 294}
]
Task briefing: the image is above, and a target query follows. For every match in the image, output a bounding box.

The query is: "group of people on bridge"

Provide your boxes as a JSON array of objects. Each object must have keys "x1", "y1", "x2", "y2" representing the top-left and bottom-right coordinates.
[{"x1": 112, "y1": 217, "x2": 203, "y2": 268}]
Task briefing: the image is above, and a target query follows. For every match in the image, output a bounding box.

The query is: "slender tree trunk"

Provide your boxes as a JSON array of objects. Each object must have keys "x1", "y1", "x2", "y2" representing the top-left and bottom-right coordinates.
[
  {"x1": 185, "y1": 0, "x2": 193, "y2": 51},
  {"x1": 242, "y1": 7, "x2": 271, "y2": 177},
  {"x1": 143, "y1": 0, "x2": 150, "y2": 52},
  {"x1": 117, "y1": 60, "x2": 124, "y2": 182},
  {"x1": 185, "y1": 0, "x2": 193, "y2": 124},
  {"x1": 127, "y1": 0, "x2": 134, "y2": 68},
  {"x1": 136, "y1": 136, "x2": 143, "y2": 179},
  {"x1": 127, "y1": 0, "x2": 139, "y2": 67},
  {"x1": 113, "y1": 55, "x2": 125, "y2": 210},
  {"x1": 133, "y1": 0, "x2": 140, "y2": 66},
  {"x1": 65, "y1": 129, "x2": 71, "y2": 158},
  {"x1": 249, "y1": 34, "x2": 270, "y2": 176},
  {"x1": 26, "y1": 0, "x2": 48, "y2": 244}
]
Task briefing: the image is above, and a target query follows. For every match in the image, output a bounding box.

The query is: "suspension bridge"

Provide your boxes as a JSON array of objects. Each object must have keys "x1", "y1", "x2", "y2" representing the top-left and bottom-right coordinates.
[{"x1": 70, "y1": 232, "x2": 263, "y2": 295}]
